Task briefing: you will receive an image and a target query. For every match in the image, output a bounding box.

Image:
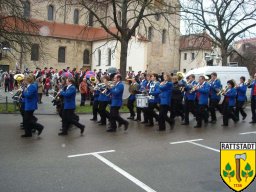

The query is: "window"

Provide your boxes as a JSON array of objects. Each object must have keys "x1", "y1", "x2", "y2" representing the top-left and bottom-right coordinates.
[
  {"x1": 148, "y1": 27, "x2": 153, "y2": 41},
  {"x1": 31, "y1": 44, "x2": 39, "y2": 61},
  {"x1": 117, "y1": 11, "x2": 122, "y2": 25},
  {"x1": 183, "y1": 68, "x2": 186, "y2": 73},
  {"x1": 74, "y1": 9, "x2": 79, "y2": 24},
  {"x1": 191, "y1": 52, "x2": 195, "y2": 60},
  {"x1": 184, "y1": 53, "x2": 187, "y2": 60},
  {"x1": 83, "y1": 49, "x2": 90, "y2": 64},
  {"x1": 48, "y1": 5, "x2": 54, "y2": 21},
  {"x1": 107, "y1": 48, "x2": 111, "y2": 66},
  {"x1": 155, "y1": 13, "x2": 161, "y2": 21},
  {"x1": 23, "y1": 1, "x2": 30, "y2": 18},
  {"x1": 58, "y1": 47, "x2": 66, "y2": 63},
  {"x1": 162, "y1": 29, "x2": 166, "y2": 44},
  {"x1": 88, "y1": 11, "x2": 93, "y2": 26},
  {"x1": 97, "y1": 50, "x2": 101, "y2": 66}
]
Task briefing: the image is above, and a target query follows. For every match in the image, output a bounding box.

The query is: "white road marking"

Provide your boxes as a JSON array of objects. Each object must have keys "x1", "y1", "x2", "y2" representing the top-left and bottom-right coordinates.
[
  {"x1": 68, "y1": 150, "x2": 157, "y2": 192},
  {"x1": 239, "y1": 131, "x2": 256, "y2": 135},
  {"x1": 93, "y1": 153, "x2": 157, "y2": 192},
  {"x1": 170, "y1": 139, "x2": 203, "y2": 144},
  {"x1": 68, "y1": 150, "x2": 115, "y2": 158},
  {"x1": 170, "y1": 139, "x2": 220, "y2": 153}
]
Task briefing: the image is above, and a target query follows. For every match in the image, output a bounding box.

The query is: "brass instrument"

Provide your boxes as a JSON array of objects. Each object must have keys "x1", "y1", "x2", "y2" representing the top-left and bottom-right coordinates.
[
  {"x1": 129, "y1": 82, "x2": 139, "y2": 94},
  {"x1": 244, "y1": 79, "x2": 252, "y2": 86},
  {"x1": 89, "y1": 76, "x2": 96, "y2": 83},
  {"x1": 101, "y1": 81, "x2": 115, "y2": 96},
  {"x1": 217, "y1": 86, "x2": 228, "y2": 96},
  {"x1": 190, "y1": 84, "x2": 199, "y2": 93}
]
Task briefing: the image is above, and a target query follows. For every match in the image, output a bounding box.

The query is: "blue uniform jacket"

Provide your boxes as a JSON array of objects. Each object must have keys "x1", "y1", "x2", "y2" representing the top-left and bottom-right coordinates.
[
  {"x1": 139, "y1": 80, "x2": 148, "y2": 92},
  {"x1": 197, "y1": 82, "x2": 210, "y2": 105},
  {"x1": 23, "y1": 83, "x2": 38, "y2": 111},
  {"x1": 93, "y1": 90, "x2": 100, "y2": 101},
  {"x1": 149, "y1": 81, "x2": 160, "y2": 103},
  {"x1": 236, "y1": 83, "x2": 247, "y2": 102},
  {"x1": 224, "y1": 88, "x2": 237, "y2": 107},
  {"x1": 248, "y1": 80, "x2": 256, "y2": 98},
  {"x1": 98, "y1": 91, "x2": 111, "y2": 102},
  {"x1": 210, "y1": 79, "x2": 222, "y2": 100},
  {"x1": 60, "y1": 85, "x2": 76, "y2": 109},
  {"x1": 110, "y1": 82, "x2": 124, "y2": 107},
  {"x1": 159, "y1": 81, "x2": 173, "y2": 106},
  {"x1": 184, "y1": 80, "x2": 197, "y2": 101}
]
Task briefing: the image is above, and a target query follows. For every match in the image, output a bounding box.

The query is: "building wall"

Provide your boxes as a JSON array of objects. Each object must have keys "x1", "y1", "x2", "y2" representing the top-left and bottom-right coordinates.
[{"x1": 92, "y1": 38, "x2": 147, "y2": 73}]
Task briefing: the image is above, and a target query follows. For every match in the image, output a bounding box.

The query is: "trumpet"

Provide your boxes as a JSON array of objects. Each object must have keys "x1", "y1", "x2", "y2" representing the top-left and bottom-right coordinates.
[
  {"x1": 217, "y1": 86, "x2": 228, "y2": 96},
  {"x1": 244, "y1": 79, "x2": 252, "y2": 86},
  {"x1": 101, "y1": 81, "x2": 115, "y2": 96},
  {"x1": 189, "y1": 84, "x2": 199, "y2": 93}
]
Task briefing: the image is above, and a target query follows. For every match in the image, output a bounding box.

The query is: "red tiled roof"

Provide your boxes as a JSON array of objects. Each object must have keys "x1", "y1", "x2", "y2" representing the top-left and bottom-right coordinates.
[
  {"x1": 2, "y1": 17, "x2": 117, "y2": 42},
  {"x1": 235, "y1": 37, "x2": 256, "y2": 44},
  {"x1": 180, "y1": 33, "x2": 212, "y2": 51}
]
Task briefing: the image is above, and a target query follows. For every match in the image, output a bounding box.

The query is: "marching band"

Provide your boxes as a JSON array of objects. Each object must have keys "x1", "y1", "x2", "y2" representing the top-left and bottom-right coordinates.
[{"x1": 7, "y1": 67, "x2": 256, "y2": 138}]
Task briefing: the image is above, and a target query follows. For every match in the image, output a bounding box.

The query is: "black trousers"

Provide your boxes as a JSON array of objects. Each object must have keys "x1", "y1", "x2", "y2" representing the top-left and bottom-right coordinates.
[
  {"x1": 92, "y1": 100, "x2": 99, "y2": 120},
  {"x1": 80, "y1": 93, "x2": 86, "y2": 105},
  {"x1": 222, "y1": 103, "x2": 237, "y2": 125},
  {"x1": 209, "y1": 99, "x2": 220, "y2": 121},
  {"x1": 110, "y1": 106, "x2": 127, "y2": 129},
  {"x1": 127, "y1": 99, "x2": 136, "y2": 117},
  {"x1": 196, "y1": 104, "x2": 208, "y2": 126},
  {"x1": 146, "y1": 103, "x2": 159, "y2": 125},
  {"x1": 184, "y1": 100, "x2": 195, "y2": 123},
  {"x1": 62, "y1": 109, "x2": 83, "y2": 133},
  {"x1": 38, "y1": 93, "x2": 42, "y2": 103},
  {"x1": 170, "y1": 99, "x2": 184, "y2": 119},
  {"x1": 235, "y1": 101, "x2": 246, "y2": 120},
  {"x1": 98, "y1": 101, "x2": 110, "y2": 124},
  {"x1": 159, "y1": 105, "x2": 173, "y2": 130},
  {"x1": 4, "y1": 83, "x2": 9, "y2": 92},
  {"x1": 24, "y1": 110, "x2": 43, "y2": 136},
  {"x1": 251, "y1": 96, "x2": 256, "y2": 122}
]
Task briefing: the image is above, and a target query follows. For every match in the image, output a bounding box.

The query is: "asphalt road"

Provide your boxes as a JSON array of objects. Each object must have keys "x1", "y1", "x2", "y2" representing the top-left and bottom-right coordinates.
[{"x1": 0, "y1": 111, "x2": 255, "y2": 192}]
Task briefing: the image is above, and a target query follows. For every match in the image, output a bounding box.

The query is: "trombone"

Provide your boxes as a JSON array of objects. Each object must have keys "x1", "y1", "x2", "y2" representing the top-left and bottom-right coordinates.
[{"x1": 217, "y1": 86, "x2": 228, "y2": 96}]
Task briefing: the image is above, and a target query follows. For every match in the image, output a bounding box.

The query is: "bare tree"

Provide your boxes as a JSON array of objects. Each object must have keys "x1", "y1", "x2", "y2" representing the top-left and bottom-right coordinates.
[
  {"x1": 181, "y1": 0, "x2": 256, "y2": 66},
  {"x1": 62, "y1": 0, "x2": 180, "y2": 77}
]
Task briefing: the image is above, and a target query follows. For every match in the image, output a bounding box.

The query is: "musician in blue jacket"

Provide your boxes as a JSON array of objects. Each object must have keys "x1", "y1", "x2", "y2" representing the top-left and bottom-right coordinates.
[
  {"x1": 158, "y1": 74, "x2": 174, "y2": 131},
  {"x1": 107, "y1": 74, "x2": 129, "y2": 132},
  {"x1": 146, "y1": 73, "x2": 160, "y2": 127},
  {"x1": 182, "y1": 74, "x2": 197, "y2": 125},
  {"x1": 22, "y1": 75, "x2": 44, "y2": 137},
  {"x1": 209, "y1": 72, "x2": 222, "y2": 123},
  {"x1": 59, "y1": 78, "x2": 85, "y2": 136},
  {"x1": 194, "y1": 76, "x2": 210, "y2": 128},
  {"x1": 222, "y1": 80, "x2": 238, "y2": 126},
  {"x1": 90, "y1": 81, "x2": 100, "y2": 121},
  {"x1": 235, "y1": 76, "x2": 247, "y2": 121},
  {"x1": 135, "y1": 73, "x2": 148, "y2": 121},
  {"x1": 98, "y1": 76, "x2": 111, "y2": 125},
  {"x1": 248, "y1": 73, "x2": 256, "y2": 123}
]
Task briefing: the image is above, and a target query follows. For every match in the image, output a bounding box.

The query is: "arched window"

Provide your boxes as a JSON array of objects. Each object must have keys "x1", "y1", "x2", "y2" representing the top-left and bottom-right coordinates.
[
  {"x1": 31, "y1": 44, "x2": 39, "y2": 61},
  {"x1": 107, "y1": 48, "x2": 111, "y2": 66},
  {"x1": 83, "y1": 49, "x2": 90, "y2": 64},
  {"x1": 23, "y1": 1, "x2": 30, "y2": 18},
  {"x1": 162, "y1": 29, "x2": 166, "y2": 44},
  {"x1": 88, "y1": 11, "x2": 94, "y2": 26},
  {"x1": 97, "y1": 50, "x2": 101, "y2": 66},
  {"x1": 74, "y1": 9, "x2": 79, "y2": 24},
  {"x1": 48, "y1": 5, "x2": 54, "y2": 21},
  {"x1": 148, "y1": 27, "x2": 153, "y2": 41},
  {"x1": 58, "y1": 47, "x2": 66, "y2": 63}
]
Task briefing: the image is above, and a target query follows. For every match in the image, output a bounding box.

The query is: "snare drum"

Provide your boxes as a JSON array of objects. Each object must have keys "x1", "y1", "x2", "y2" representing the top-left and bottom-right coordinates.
[{"x1": 136, "y1": 94, "x2": 148, "y2": 108}]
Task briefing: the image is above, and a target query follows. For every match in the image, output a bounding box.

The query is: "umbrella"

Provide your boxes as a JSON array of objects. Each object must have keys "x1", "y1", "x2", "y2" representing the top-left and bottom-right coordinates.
[
  {"x1": 85, "y1": 71, "x2": 95, "y2": 78},
  {"x1": 107, "y1": 67, "x2": 117, "y2": 74},
  {"x1": 61, "y1": 72, "x2": 73, "y2": 78}
]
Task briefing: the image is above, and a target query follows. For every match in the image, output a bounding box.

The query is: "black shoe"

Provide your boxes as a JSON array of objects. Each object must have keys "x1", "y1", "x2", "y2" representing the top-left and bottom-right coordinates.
[
  {"x1": 37, "y1": 126, "x2": 44, "y2": 136},
  {"x1": 99, "y1": 123, "x2": 106, "y2": 125},
  {"x1": 146, "y1": 123, "x2": 154, "y2": 127},
  {"x1": 106, "y1": 129, "x2": 116, "y2": 132},
  {"x1": 194, "y1": 125, "x2": 201, "y2": 128},
  {"x1": 221, "y1": 124, "x2": 228, "y2": 126},
  {"x1": 157, "y1": 129, "x2": 166, "y2": 131},
  {"x1": 90, "y1": 118, "x2": 97, "y2": 121},
  {"x1": 249, "y1": 121, "x2": 256, "y2": 124},
  {"x1": 58, "y1": 132, "x2": 68, "y2": 136},
  {"x1": 134, "y1": 118, "x2": 141, "y2": 121},
  {"x1": 181, "y1": 122, "x2": 189, "y2": 125},
  {"x1": 127, "y1": 116, "x2": 133, "y2": 119},
  {"x1": 124, "y1": 121, "x2": 129, "y2": 131},
  {"x1": 209, "y1": 120, "x2": 216, "y2": 124},
  {"x1": 242, "y1": 115, "x2": 247, "y2": 120},
  {"x1": 80, "y1": 125, "x2": 85, "y2": 135},
  {"x1": 141, "y1": 121, "x2": 148, "y2": 124},
  {"x1": 97, "y1": 121, "x2": 102, "y2": 124},
  {"x1": 21, "y1": 134, "x2": 32, "y2": 138}
]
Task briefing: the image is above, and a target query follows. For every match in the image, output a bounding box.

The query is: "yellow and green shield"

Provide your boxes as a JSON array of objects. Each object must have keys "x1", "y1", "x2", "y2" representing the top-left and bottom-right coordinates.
[{"x1": 220, "y1": 142, "x2": 256, "y2": 192}]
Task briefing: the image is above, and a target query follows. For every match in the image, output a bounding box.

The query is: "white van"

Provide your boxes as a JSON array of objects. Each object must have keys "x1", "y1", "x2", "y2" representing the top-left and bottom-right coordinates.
[{"x1": 185, "y1": 66, "x2": 251, "y2": 99}]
